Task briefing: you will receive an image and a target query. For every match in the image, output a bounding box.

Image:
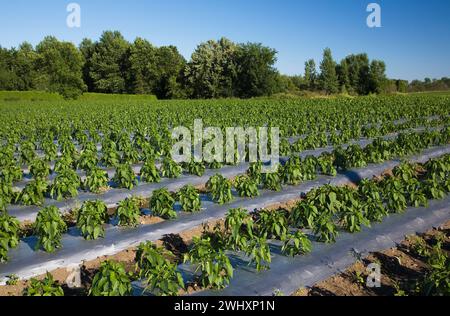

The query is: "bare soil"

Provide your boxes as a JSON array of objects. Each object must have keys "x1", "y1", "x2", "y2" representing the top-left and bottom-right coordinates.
[{"x1": 294, "y1": 220, "x2": 450, "y2": 296}]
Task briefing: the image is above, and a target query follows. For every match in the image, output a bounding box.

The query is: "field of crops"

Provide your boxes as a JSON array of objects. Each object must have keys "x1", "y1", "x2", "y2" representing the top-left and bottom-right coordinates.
[{"x1": 0, "y1": 92, "x2": 449, "y2": 296}]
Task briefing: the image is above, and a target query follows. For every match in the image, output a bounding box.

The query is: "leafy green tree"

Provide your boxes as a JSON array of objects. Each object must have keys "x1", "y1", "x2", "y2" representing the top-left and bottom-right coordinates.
[
  {"x1": 368, "y1": 60, "x2": 387, "y2": 94},
  {"x1": 128, "y1": 37, "x2": 158, "y2": 95},
  {"x1": 79, "y1": 38, "x2": 96, "y2": 92},
  {"x1": 342, "y1": 53, "x2": 370, "y2": 95},
  {"x1": 304, "y1": 59, "x2": 317, "y2": 90},
  {"x1": 396, "y1": 79, "x2": 409, "y2": 93},
  {"x1": 185, "y1": 38, "x2": 238, "y2": 98},
  {"x1": 35, "y1": 36, "x2": 86, "y2": 99},
  {"x1": 336, "y1": 59, "x2": 350, "y2": 93},
  {"x1": 234, "y1": 42, "x2": 279, "y2": 98},
  {"x1": 319, "y1": 48, "x2": 339, "y2": 94},
  {"x1": 154, "y1": 46, "x2": 186, "y2": 99},
  {"x1": 0, "y1": 43, "x2": 38, "y2": 91},
  {"x1": 0, "y1": 47, "x2": 17, "y2": 90},
  {"x1": 90, "y1": 31, "x2": 130, "y2": 93}
]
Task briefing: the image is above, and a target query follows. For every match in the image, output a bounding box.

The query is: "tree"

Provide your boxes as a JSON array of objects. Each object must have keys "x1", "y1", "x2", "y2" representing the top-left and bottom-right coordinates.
[
  {"x1": 154, "y1": 46, "x2": 186, "y2": 99},
  {"x1": 0, "y1": 43, "x2": 38, "y2": 91},
  {"x1": 90, "y1": 31, "x2": 130, "y2": 94},
  {"x1": 319, "y1": 48, "x2": 339, "y2": 94},
  {"x1": 35, "y1": 36, "x2": 86, "y2": 99},
  {"x1": 343, "y1": 54, "x2": 370, "y2": 95},
  {"x1": 0, "y1": 47, "x2": 17, "y2": 90},
  {"x1": 336, "y1": 59, "x2": 350, "y2": 93},
  {"x1": 304, "y1": 59, "x2": 317, "y2": 90},
  {"x1": 234, "y1": 43, "x2": 279, "y2": 98},
  {"x1": 185, "y1": 38, "x2": 238, "y2": 99},
  {"x1": 79, "y1": 38, "x2": 96, "y2": 92},
  {"x1": 368, "y1": 60, "x2": 387, "y2": 94},
  {"x1": 128, "y1": 37, "x2": 158, "y2": 95},
  {"x1": 396, "y1": 80, "x2": 408, "y2": 93}
]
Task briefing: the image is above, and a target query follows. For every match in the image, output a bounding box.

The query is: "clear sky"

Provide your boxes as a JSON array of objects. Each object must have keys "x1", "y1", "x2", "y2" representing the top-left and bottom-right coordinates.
[{"x1": 0, "y1": 0, "x2": 449, "y2": 81}]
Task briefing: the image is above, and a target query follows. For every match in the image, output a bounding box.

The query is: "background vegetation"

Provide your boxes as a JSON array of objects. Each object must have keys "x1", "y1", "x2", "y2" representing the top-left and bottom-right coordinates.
[{"x1": 0, "y1": 30, "x2": 448, "y2": 99}]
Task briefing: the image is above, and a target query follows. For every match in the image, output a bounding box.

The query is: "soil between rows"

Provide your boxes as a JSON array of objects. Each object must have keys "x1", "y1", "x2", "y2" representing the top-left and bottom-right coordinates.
[{"x1": 294, "y1": 221, "x2": 450, "y2": 296}]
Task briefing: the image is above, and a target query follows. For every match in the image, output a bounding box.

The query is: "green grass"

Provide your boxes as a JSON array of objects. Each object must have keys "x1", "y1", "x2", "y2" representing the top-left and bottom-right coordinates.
[{"x1": 0, "y1": 91, "x2": 157, "y2": 104}]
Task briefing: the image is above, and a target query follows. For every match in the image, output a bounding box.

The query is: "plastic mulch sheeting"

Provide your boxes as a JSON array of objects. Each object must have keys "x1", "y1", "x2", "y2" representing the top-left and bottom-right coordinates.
[
  {"x1": 191, "y1": 195, "x2": 450, "y2": 296},
  {"x1": 1, "y1": 146, "x2": 449, "y2": 283},
  {"x1": 7, "y1": 126, "x2": 444, "y2": 223}
]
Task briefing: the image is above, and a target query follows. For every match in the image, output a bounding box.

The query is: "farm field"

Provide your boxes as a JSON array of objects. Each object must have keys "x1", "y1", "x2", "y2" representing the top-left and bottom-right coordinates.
[{"x1": 0, "y1": 91, "x2": 450, "y2": 296}]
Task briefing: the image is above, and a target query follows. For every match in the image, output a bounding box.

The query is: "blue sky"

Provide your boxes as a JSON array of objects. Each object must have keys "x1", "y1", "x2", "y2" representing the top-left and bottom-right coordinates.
[{"x1": 0, "y1": 0, "x2": 449, "y2": 81}]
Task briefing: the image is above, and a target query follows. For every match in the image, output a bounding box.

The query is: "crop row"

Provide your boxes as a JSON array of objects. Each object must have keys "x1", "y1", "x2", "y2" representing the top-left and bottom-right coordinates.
[
  {"x1": 10, "y1": 153, "x2": 450, "y2": 296},
  {"x1": 1, "y1": 126, "x2": 449, "y2": 266},
  {"x1": 3, "y1": 95, "x2": 450, "y2": 143},
  {"x1": 1, "y1": 126, "x2": 448, "y2": 213}
]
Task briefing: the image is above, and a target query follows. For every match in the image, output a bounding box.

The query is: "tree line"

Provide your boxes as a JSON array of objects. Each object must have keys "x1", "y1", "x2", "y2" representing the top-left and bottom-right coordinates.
[{"x1": 0, "y1": 30, "x2": 446, "y2": 99}]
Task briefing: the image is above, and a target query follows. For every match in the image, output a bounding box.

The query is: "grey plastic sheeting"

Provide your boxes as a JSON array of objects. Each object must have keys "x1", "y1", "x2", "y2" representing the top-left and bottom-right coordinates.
[
  {"x1": 7, "y1": 126, "x2": 444, "y2": 223},
  {"x1": 1, "y1": 146, "x2": 449, "y2": 284},
  {"x1": 15, "y1": 125, "x2": 434, "y2": 187},
  {"x1": 193, "y1": 196, "x2": 450, "y2": 296},
  {"x1": 16, "y1": 164, "x2": 145, "y2": 189},
  {"x1": 14, "y1": 123, "x2": 436, "y2": 189}
]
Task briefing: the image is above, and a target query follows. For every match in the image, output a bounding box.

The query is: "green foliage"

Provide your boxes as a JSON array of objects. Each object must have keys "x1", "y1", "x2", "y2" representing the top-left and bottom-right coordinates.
[
  {"x1": 0, "y1": 211, "x2": 21, "y2": 262},
  {"x1": 34, "y1": 206, "x2": 67, "y2": 253},
  {"x1": 135, "y1": 242, "x2": 184, "y2": 296},
  {"x1": 77, "y1": 200, "x2": 109, "y2": 240},
  {"x1": 381, "y1": 176, "x2": 407, "y2": 213},
  {"x1": 140, "y1": 159, "x2": 161, "y2": 183},
  {"x1": 224, "y1": 208, "x2": 254, "y2": 250},
  {"x1": 49, "y1": 168, "x2": 81, "y2": 200},
  {"x1": 16, "y1": 178, "x2": 48, "y2": 206},
  {"x1": 29, "y1": 158, "x2": 51, "y2": 179},
  {"x1": 84, "y1": 167, "x2": 109, "y2": 193},
  {"x1": 77, "y1": 148, "x2": 98, "y2": 171},
  {"x1": 247, "y1": 161, "x2": 263, "y2": 184},
  {"x1": 338, "y1": 192, "x2": 370, "y2": 233},
  {"x1": 184, "y1": 236, "x2": 233, "y2": 289},
  {"x1": 317, "y1": 153, "x2": 337, "y2": 176},
  {"x1": 116, "y1": 197, "x2": 141, "y2": 227},
  {"x1": 319, "y1": 48, "x2": 339, "y2": 94},
  {"x1": 35, "y1": 36, "x2": 86, "y2": 99},
  {"x1": 420, "y1": 240, "x2": 450, "y2": 296},
  {"x1": 149, "y1": 188, "x2": 176, "y2": 219},
  {"x1": 161, "y1": 158, "x2": 182, "y2": 178},
  {"x1": 177, "y1": 185, "x2": 201, "y2": 213},
  {"x1": 281, "y1": 230, "x2": 312, "y2": 257},
  {"x1": 206, "y1": 174, "x2": 233, "y2": 204},
  {"x1": 263, "y1": 171, "x2": 282, "y2": 191},
  {"x1": 255, "y1": 209, "x2": 289, "y2": 240},
  {"x1": 184, "y1": 160, "x2": 206, "y2": 177},
  {"x1": 313, "y1": 213, "x2": 339, "y2": 243},
  {"x1": 53, "y1": 154, "x2": 75, "y2": 173},
  {"x1": 234, "y1": 175, "x2": 259, "y2": 198},
  {"x1": 245, "y1": 236, "x2": 272, "y2": 272},
  {"x1": 19, "y1": 141, "x2": 36, "y2": 165},
  {"x1": 24, "y1": 272, "x2": 64, "y2": 296},
  {"x1": 234, "y1": 42, "x2": 280, "y2": 98},
  {"x1": 113, "y1": 163, "x2": 137, "y2": 190},
  {"x1": 281, "y1": 157, "x2": 302, "y2": 185},
  {"x1": 89, "y1": 31, "x2": 130, "y2": 94},
  {"x1": 89, "y1": 261, "x2": 132, "y2": 296},
  {"x1": 301, "y1": 156, "x2": 318, "y2": 181},
  {"x1": 289, "y1": 200, "x2": 319, "y2": 229},
  {"x1": 358, "y1": 179, "x2": 388, "y2": 222},
  {"x1": 101, "y1": 146, "x2": 120, "y2": 167},
  {"x1": 0, "y1": 178, "x2": 15, "y2": 204}
]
